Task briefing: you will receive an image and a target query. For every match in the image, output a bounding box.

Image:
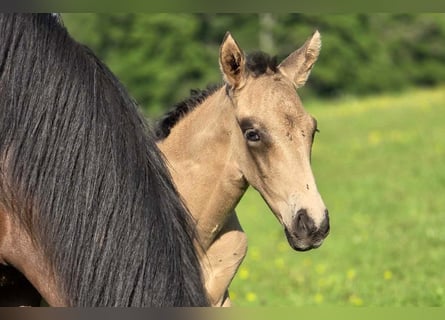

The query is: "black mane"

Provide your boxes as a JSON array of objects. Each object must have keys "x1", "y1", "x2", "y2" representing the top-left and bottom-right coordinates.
[
  {"x1": 0, "y1": 13, "x2": 208, "y2": 306},
  {"x1": 155, "y1": 85, "x2": 221, "y2": 140},
  {"x1": 155, "y1": 51, "x2": 278, "y2": 140}
]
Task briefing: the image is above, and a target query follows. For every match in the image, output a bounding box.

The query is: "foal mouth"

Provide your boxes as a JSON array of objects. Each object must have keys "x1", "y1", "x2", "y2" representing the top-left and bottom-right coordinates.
[
  {"x1": 284, "y1": 228, "x2": 326, "y2": 251},
  {"x1": 283, "y1": 208, "x2": 330, "y2": 251}
]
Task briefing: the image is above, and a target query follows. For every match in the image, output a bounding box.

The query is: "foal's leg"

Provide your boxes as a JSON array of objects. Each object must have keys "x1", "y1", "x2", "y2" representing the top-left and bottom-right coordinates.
[{"x1": 201, "y1": 212, "x2": 247, "y2": 307}]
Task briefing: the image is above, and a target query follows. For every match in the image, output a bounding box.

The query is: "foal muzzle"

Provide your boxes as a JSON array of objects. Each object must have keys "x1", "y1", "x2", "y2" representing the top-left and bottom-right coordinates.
[{"x1": 284, "y1": 208, "x2": 330, "y2": 251}]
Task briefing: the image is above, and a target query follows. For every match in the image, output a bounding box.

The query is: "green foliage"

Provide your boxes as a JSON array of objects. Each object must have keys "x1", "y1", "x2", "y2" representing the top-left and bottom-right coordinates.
[
  {"x1": 64, "y1": 14, "x2": 218, "y2": 116},
  {"x1": 230, "y1": 86, "x2": 445, "y2": 306},
  {"x1": 274, "y1": 14, "x2": 445, "y2": 97},
  {"x1": 63, "y1": 14, "x2": 445, "y2": 116}
]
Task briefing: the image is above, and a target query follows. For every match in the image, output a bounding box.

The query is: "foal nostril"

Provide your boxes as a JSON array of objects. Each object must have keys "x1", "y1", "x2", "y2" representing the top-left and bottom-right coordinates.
[
  {"x1": 294, "y1": 208, "x2": 316, "y2": 237},
  {"x1": 319, "y1": 209, "x2": 330, "y2": 237},
  {"x1": 293, "y1": 208, "x2": 330, "y2": 239}
]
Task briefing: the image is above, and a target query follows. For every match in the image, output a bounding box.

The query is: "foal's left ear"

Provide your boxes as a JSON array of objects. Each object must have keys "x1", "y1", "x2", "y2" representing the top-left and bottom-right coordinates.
[
  {"x1": 278, "y1": 30, "x2": 321, "y2": 88},
  {"x1": 219, "y1": 32, "x2": 246, "y2": 88}
]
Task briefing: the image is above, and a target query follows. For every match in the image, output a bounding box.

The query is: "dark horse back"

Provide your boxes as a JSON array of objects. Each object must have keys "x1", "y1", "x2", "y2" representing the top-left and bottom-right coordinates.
[{"x1": 0, "y1": 14, "x2": 208, "y2": 306}]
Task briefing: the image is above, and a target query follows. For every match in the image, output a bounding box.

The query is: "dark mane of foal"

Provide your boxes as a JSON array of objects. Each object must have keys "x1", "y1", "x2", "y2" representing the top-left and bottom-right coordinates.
[
  {"x1": 155, "y1": 51, "x2": 278, "y2": 140},
  {"x1": 0, "y1": 14, "x2": 208, "y2": 306}
]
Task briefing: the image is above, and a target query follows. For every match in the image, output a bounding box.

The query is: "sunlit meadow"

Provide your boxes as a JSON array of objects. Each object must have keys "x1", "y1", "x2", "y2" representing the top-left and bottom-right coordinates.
[{"x1": 229, "y1": 86, "x2": 445, "y2": 306}]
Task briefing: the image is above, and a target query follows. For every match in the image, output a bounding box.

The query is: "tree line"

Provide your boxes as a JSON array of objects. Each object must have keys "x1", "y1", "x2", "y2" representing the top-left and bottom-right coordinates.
[{"x1": 63, "y1": 13, "x2": 445, "y2": 116}]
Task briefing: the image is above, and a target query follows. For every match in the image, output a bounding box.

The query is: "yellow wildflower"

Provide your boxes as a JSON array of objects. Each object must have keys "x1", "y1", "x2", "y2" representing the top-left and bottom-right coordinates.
[
  {"x1": 383, "y1": 270, "x2": 393, "y2": 280},
  {"x1": 250, "y1": 247, "x2": 261, "y2": 261},
  {"x1": 349, "y1": 294, "x2": 364, "y2": 306},
  {"x1": 315, "y1": 263, "x2": 327, "y2": 275},
  {"x1": 347, "y1": 269, "x2": 356, "y2": 280},
  {"x1": 238, "y1": 267, "x2": 249, "y2": 280},
  {"x1": 368, "y1": 131, "x2": 381, "y2": 146},
  {"x1": 246, "y1": 292, "x2": 257, "y2": 302},
  {"x1": 314, "y1": 293, "x2": 324, "y2": 304},
  {"x1": 274, "y1": 258, "x2": 285, "y2": 269}
]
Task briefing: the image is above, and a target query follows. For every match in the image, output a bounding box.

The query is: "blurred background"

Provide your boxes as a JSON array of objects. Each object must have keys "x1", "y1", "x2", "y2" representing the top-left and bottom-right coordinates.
[{"x1": 63, "y1": 14, "x2": 445, "y2": 306}]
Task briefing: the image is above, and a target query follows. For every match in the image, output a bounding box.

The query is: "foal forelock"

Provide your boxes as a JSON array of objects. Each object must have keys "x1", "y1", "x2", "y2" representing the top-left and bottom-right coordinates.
[
  {"x1": 0, "y1": 14, "x2": 208, "y2": 306},
  {"x1": 245, "y1": 51, "x2": 278, "y2": 76}
]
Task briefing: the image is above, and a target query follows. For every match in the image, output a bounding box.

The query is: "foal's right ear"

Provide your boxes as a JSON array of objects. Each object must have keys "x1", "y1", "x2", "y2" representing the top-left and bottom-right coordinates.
[{"x1": 219, "y1": 32, "x2": 246, "y2": 89}]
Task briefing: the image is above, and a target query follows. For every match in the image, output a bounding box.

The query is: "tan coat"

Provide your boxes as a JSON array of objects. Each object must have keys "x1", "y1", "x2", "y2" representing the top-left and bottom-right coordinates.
[{"x1": 157, "y1": 31, "x2": 329, "y2": 306}]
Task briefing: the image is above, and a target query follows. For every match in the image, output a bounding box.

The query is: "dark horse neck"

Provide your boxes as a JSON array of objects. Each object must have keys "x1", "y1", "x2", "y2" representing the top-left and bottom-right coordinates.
[
  {"x1": 0, "y1": 14, "x2": 208, "y2": 306},
  {"x1": 0, "y1": 265, "x2": 41, "y2": 307}
]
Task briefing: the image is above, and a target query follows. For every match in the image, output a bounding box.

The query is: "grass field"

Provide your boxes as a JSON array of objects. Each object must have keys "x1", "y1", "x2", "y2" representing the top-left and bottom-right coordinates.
[{"x1": 229, "y1": 86, "x2": 445, "y2": 306}]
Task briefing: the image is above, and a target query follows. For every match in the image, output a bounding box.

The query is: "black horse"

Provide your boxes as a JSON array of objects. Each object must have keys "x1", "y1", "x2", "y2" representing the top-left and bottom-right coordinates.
[{"x1": 0, "y1": 13, "x2": 208, "y2": 306}]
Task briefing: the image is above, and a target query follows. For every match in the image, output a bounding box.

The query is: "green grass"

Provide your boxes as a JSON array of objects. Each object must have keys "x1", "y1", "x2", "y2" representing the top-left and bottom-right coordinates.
[{"x1": 229, "y1": 86, "x2": 445, "y2": 307}]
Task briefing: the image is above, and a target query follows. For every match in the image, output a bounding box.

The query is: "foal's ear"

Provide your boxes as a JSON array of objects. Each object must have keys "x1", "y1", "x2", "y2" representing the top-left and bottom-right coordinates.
[
  {"x1": 278, "y1": 30, "x2": 321, "y2": 88},
  {"x1": 219, "y1": 32, "x2": 246, "y2": 88}
]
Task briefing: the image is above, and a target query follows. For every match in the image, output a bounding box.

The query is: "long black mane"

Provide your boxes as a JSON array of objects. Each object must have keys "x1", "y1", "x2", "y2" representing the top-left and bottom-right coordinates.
[
  {"x1": 0, "y1": 14, "x2": 208, "y2": 306},
  {"x1": 155, "y1": 51, "x2": 278, "y2": 140}
]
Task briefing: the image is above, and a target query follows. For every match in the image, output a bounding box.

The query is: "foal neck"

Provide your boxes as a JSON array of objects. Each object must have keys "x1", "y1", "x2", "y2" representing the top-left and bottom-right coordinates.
[{"x1": 157, "y1": 88, "x2": 247, "y2": 249}]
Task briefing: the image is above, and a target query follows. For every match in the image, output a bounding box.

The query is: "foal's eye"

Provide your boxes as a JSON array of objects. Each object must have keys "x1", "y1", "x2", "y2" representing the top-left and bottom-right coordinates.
[{"x1": 244, "y1": 128, "x2": 261, "y2": 142}]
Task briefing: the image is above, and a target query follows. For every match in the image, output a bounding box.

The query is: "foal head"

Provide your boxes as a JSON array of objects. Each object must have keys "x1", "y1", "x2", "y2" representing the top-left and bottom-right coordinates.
[{"x1": 220, "y1": 31, "x2": 329, "y2": 251}]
